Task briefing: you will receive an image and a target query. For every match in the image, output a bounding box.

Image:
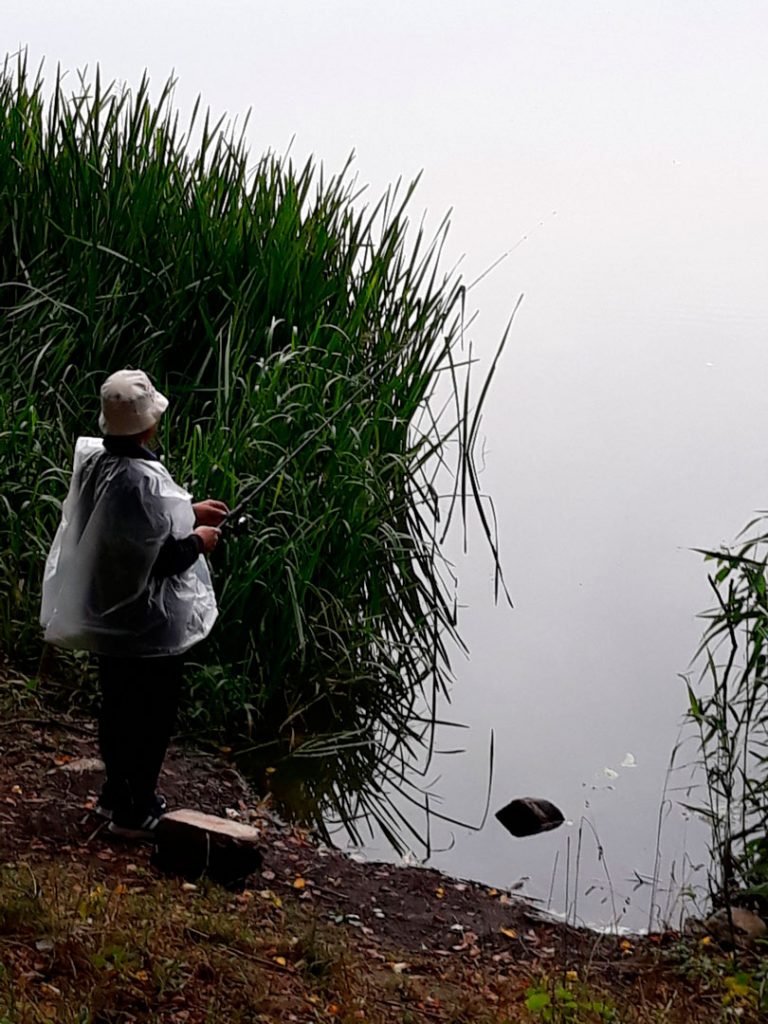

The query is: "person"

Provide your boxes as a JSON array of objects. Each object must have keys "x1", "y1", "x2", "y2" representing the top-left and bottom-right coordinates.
[{"x1": 40, "y1": 368, "x2": 228, "y2": 840}]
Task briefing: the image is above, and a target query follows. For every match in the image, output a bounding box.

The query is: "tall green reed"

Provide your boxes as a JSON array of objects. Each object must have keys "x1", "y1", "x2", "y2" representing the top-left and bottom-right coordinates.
[
  {"x1": 0, "y1": 53, "x2": 512, "y2": 845},
  {"x1": 686, "y1": 519, "x2": 768, "y2": 911}
]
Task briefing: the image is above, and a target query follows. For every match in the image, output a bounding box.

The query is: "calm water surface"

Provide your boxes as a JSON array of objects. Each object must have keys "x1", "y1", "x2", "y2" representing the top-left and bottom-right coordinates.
[{"x1": 329, "y1": 189, "x2": 768, "y2": 931}]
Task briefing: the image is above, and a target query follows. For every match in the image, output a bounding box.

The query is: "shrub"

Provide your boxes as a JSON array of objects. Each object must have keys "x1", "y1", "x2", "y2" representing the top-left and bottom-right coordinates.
[
  {"x1": 688, "y1": 518, "x2": 768, "y2": 911},
  {"x1": 0, "y1": 53, "x2": 511, "y2": 841}
]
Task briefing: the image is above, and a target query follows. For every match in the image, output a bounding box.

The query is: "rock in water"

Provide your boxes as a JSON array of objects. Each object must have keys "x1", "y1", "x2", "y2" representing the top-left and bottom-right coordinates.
[
  {"x1": 703, "y1": 907, "x2": 768, "y2": 948},
  {"x1": 495, "y1": 797, "x2": 565, "y2": 838},
  {"x1": 152, "y1": 809, "x2": 263, "y2": 890}
]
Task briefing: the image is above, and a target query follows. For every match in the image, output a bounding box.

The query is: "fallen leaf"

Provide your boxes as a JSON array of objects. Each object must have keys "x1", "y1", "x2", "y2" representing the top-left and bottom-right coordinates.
[
  {"x1": 724, "y1": 976, "x2": 753, "y2": 998},
  {"x1": 274, "y1": 956, "x2": 287, "y2": 967},
  {"x1": 258, "y1": 889, "x2": 283, "y2": 908},
  {"x1": 390, "y1": 962, "x2": 409, "y2": 974},
  {"x1": 293, "y1": 877, "x2": 306, "y2": 890},
  {"x1": 452, "y1": 930, "x2": 479, "y2": 952},
  {"x1": 499, "y1": 927, "x2": 517, "y2": 939}
]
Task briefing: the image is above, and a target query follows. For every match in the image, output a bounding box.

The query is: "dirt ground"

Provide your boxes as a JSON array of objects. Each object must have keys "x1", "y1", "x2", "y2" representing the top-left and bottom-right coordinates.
[
  {"x1": 2, "y1": 704, "x2": 764, "y2": 1022},
  {"x1": 0, "y1": 710, "x2": 628, "y2": 965}
]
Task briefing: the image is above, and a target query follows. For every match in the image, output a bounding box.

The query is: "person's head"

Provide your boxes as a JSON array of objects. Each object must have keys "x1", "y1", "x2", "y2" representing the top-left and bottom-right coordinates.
[{"x1": 99, "y1": 368, "x2": 168, "y2": 439}]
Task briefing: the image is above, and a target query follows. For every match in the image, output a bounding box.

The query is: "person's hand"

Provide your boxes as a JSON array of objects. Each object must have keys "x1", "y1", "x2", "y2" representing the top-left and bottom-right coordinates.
[
  {"x1": 194, "y1": 526, "x2": 221, "y2": 553},
  {"x1": 193, "y1": 499, "x2": 229, "y2": 527}
]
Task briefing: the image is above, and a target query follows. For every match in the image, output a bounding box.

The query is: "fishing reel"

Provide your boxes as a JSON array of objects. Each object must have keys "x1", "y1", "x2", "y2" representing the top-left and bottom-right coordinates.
[{"x1": 221, "y1": 511, "x2": 252, "y2": 536}]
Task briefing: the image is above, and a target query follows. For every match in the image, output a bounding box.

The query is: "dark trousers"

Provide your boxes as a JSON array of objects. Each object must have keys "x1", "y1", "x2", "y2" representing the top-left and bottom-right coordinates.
[{"x1": 97, "y1": 654, "x2": 184, "y2": 816}]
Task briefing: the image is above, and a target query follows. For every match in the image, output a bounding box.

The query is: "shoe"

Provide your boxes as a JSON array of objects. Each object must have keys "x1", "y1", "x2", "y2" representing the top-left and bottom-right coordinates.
[
  {"x1": 108, "y1": 796, "x2": 168, "y2": 842},
  {"x1": 94, "y1": 800, "x2": 114, "y2": 820},
  {"x1": 96, "y1": 791, "x2": 166, "y2": 822},
  {"x1": 94, "y1": 780, "x2": 128, "y2": 821}
]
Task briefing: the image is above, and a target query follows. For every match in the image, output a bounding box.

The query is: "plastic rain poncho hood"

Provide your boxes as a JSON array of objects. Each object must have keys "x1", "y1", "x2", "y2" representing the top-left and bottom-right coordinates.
[{"x1": 41, "y1": 437, "x2": 217, "y2": 656}]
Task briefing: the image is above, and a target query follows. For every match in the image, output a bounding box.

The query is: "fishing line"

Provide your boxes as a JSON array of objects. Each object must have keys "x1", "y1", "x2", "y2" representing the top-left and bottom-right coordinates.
[{"x1": 465, "y1": 208, "x2": 558, "y2": 291}]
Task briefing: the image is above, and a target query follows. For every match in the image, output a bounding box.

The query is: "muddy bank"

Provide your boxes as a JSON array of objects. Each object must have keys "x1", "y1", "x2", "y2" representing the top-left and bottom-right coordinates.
[
  {"x1": 3, "y1": 704, "x2": 766, "y2": 1021},
  {"x1": 0, "y1": 709, "x2": 629, "y2": 963}
]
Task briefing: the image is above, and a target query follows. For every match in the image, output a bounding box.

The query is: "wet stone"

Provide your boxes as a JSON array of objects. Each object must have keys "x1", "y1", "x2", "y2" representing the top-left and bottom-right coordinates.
[
  {"x1": 495, "y1": 797, "x2": 565, "y2": 838},
  {"x1": 152, "y1": 809, "x2": 263, "y2": 890},
  {"x1": 703, "y1": 907, "x2": 768, "y2": 947}
]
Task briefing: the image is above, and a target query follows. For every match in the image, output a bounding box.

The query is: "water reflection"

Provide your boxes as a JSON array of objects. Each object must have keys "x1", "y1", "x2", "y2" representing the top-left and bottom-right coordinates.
[
  {"x1": 233, "y1": 710, "x2": 710, "y2": 933},
  {"x1": 234, "y1": 726, "x2": 456, "y2": 855}
]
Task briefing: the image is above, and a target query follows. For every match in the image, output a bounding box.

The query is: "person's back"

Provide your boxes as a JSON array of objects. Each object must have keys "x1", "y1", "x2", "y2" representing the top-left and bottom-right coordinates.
[
  {"x1": 42, "y1": 435, "x2": 217, "y2": 656},
  {"x1": 41, "y1": 369, "x2": 227, "y2": 840}
]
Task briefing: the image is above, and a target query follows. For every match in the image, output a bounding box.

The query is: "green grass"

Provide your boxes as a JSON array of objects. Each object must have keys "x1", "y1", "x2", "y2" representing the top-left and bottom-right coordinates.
[
  {"x1": 0, "y1": 52, "x2": 512, "y2": 844},
  {"x1": 686, "y1": 519, "x2": 768, "y2": 913},
  {"x1": 0, "y1": 861, "x2": 749, "y2": 1023}
]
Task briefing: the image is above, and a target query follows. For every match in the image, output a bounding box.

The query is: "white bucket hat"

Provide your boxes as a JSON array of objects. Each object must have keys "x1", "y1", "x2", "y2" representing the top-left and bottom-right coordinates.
[{"x1": 99, "y1": 368, "x2": 169, "y2": 436}]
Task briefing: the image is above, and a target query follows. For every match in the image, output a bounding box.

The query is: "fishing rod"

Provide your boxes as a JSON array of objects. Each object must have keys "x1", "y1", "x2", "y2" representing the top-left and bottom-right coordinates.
[{"x1": 220, "y1": 344, "x2": 408, "y2": 529}]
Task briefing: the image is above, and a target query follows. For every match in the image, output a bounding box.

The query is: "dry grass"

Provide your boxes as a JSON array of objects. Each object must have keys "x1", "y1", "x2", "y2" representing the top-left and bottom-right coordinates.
[{"x1": 0, "y1": 860, "x2": 761, "y2": 1024}]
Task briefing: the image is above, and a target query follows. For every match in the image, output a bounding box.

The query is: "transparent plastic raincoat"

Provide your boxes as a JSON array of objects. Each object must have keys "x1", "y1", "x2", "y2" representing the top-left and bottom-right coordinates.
[{"x1": 41, "y1": 437, "x2": 218, "y2": 656}]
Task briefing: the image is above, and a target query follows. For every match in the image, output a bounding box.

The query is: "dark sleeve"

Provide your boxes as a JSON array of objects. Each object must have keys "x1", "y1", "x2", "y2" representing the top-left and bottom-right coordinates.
[{"x1": 152, "y1": 533, "x2": 204, "y2": 579}]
